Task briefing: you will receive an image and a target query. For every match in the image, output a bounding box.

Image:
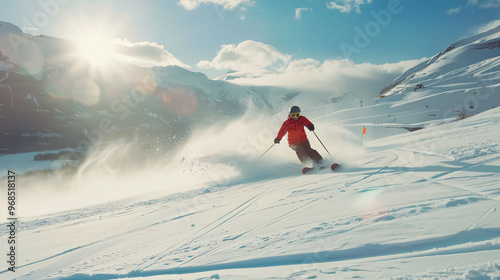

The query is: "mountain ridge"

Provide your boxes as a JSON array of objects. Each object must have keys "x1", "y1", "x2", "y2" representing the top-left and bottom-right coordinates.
[
  {"x1": 380, "y1": 25, "x2": 500, "y2": 97},
  {"x1": 0, "y1": 22, "x2": 271, "y2": 155},
  {"x1": 1, "y1": 20, "x2": 500, "y2": 155}
]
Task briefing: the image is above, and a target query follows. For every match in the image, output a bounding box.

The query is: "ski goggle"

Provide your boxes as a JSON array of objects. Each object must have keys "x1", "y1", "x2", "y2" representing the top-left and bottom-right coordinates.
[{"x1": 290, "y1": 112, "x2": 300, "y2": 118}]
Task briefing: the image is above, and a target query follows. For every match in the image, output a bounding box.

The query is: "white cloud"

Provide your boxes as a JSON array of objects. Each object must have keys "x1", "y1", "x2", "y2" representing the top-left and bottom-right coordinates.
[
  {"x1": 229, "y1": 57, "x2": 426, "y2": 99},
  {"x1": 178, "y1": 0, "x2": 253, "y2": 10},
  {"x1": 113, "y1": 40, "x2": 190, "y2": 68},
  {"x1": 21, "y1": 26, "x2": 39, "y2": 34},
  {"x1": 474, "y1": 20, "x2": 500, "y2": 34},
  {"x1": 445, "y1": 6, "x2": 461, "y2": 14},
  {"x1": 295, "y1": 8, "x2": 313, "y2": 20},
  {"x1": 202, "y1": 40, "x2": 426, "y2": 99},
  {"x1": 198, "y1": 40, "x2": 292, "y2": 72},
  {"x1": 468, "y1": 0, "x2": 500, "y2": 8},
  {"x1": 327, "y1": 0, "x2": 373, "y2": 14},
  {"x1": 480, "y1": 0, "x2": 500, "y2": 8}
]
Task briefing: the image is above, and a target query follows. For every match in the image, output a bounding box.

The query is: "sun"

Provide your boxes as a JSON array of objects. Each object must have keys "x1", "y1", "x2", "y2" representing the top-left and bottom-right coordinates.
[{"x1": 76, "y1": 34, "x2": 116, "y2": 68}]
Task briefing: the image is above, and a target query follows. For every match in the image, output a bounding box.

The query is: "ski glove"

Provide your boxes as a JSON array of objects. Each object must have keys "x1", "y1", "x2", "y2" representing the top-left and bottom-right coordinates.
[
  {"x1": 308, "y1": 124, "x2": 315, "y2": 131},
  {"x1": 274, "y1": 138, "x2": 281, "y2": 144}
]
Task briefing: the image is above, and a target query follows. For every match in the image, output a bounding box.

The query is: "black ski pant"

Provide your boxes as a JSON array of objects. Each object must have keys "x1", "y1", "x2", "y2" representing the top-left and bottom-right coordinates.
[{"x1": 291, "y1": 140, "x2": 323, "y2": 165}]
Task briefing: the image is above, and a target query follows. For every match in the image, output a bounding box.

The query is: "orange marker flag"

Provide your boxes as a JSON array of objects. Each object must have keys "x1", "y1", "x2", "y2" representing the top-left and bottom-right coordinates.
[{"x1": 361, "y1": 126, "x2": 367, "y2": 141}]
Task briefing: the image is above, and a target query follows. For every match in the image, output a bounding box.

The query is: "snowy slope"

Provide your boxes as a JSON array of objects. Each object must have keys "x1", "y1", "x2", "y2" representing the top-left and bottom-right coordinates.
[
  {"x1": 377, "y1": 25, "x2": 500, "y2": 128},
  {"x1": 1, "y1": 104, "x2": 499, "y2": 279},
  {"x1": 380, "y1": 25, "x2": 500, "y2": 98},
  {"x1": 287, "y1": 27, "x2": 500, "y2": 142}
]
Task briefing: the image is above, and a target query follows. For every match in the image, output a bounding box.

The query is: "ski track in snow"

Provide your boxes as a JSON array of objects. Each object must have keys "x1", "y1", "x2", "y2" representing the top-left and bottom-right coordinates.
[
  {"x1": 40, "y1": 228, "x2": 500, "y2": 280},
  {"x1": 4, "y1": 140, "x2": 500, "y2": 279},
  {"x1": 2, "y1": 103, "x2": 500, "y2": 279},
  {"x1": 138, "y1": 190, "x2": 269, "y2": 271}
]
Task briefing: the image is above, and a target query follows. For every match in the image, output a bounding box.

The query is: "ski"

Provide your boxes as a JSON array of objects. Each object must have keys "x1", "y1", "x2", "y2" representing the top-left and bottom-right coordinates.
[{"x1": 302, "y1": 163, "x2": 339, "y2": 175}]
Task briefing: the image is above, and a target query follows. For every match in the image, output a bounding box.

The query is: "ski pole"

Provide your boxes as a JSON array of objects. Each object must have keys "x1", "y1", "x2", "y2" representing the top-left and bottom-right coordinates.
[
  {"x1": 257, "y1": 143, "x2": 275, "y2": 160},
  {"x1": 313, "y1": 131, "x2": 332, "y2": 157}
]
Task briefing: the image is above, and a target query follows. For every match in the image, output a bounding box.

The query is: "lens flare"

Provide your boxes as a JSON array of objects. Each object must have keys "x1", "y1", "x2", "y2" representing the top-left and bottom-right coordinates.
[
  {"x1": 0, "y1": 33, "x2": 44, "y2": 76},
  {"x1": 353, "y1": 188, "x2": 389, "y2": 222},
  {"x1": 71, "y1": 78, "x2": 101, "y2": 106},
  {"x1": 159, "y1": 86, "x2": 198, "y2": 117},
  {"x1": 76, "y1": 34, "x2": 116, "y2": 69}
]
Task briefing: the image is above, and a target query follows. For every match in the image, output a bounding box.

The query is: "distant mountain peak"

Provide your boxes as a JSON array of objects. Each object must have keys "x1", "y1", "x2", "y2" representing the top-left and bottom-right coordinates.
[
  {"x1": 380, "y1": 25, "x2": 500, "y2": 98},
  {"x1": 0, "y1": 20, "x2": 24, "y2": 35}
]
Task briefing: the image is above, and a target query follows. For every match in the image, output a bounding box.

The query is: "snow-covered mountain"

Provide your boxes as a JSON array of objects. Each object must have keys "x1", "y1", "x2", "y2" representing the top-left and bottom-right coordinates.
[
  {"x1": 379, "y1": 26, "x2": 500, "y2": 120},
  {"x1": 2, "y1": 19, "x2": 500, "y2": 156},
  {"x1": 380, "y1": 26, "x2": 500, "y2": 98},
  {"x1": 306, "y1": 25, "x2": 500, "y2": 139},
  {"x1": 0, "y1": 21, "x2": 269, "y2": 155}
]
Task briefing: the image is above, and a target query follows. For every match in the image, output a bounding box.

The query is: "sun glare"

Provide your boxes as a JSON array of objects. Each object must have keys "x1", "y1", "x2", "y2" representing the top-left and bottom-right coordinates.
[{"x1": 77, "y1": 34, "x2": 116, "y2": 68}]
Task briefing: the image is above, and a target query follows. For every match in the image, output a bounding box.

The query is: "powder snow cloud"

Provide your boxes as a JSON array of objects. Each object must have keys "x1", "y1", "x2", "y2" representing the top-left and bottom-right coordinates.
[{"x1": 474, "y1": 20, "x2": 500, "y2": 34}]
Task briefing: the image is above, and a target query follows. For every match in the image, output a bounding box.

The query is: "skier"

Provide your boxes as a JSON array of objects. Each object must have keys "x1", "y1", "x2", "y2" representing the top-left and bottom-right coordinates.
[{"x1": 274, "y1": 106, "x2": 324, "y2": 167}]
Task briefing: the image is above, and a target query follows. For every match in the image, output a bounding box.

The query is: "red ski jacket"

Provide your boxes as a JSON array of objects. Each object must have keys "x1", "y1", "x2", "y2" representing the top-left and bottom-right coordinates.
[{"x1": 276, "y1": 116, "x2": 313, "y2": 146}]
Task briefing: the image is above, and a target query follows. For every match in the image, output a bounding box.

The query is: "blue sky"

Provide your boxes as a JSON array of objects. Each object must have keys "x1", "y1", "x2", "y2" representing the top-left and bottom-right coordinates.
[{"x1": 0, "y1": 0, "x2": 499, "y2": 95}]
